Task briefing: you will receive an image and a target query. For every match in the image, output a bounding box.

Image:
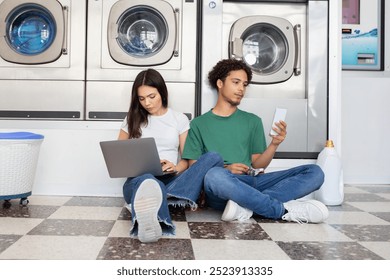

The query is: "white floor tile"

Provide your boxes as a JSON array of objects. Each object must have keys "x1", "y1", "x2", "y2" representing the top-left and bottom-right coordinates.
[
  {"x1": 260, "y1": 223, "x2": 352, "y2": 242},
  {"x1": 48, "y1": 206, "x2": 122, "y2": 220},
  {"x1": 348, "y1": 202, "x2": 390, "y2": 212},
  {"x1": 191, "y1": 239, "x2": 290, "y2": 260},
  {"x1": 344, "y1": 186, "x2": 371, "y2": 194},
  {"x1": 0, "y1": 217, "x2": 43, "y2": 235},
  {"x1": 359, "y1": 242, "x2": 390, "y2": 260},
  {"x1": 164, "y1": 221, "x2": 191, "y2": 239},
  {"x1": 108, "y1": 220, "x2": 131, "y2": 237},
  {"x1": 378, "y1": 193, "x2": 390, "y2": 200},
  {"x1": 326, "y1": 211, "x2": 390, "y2": 225},
  {"x1": 0, "y1": 235, "x2": 106, "y2": 260},
  {"x1": 28, "y1": 195, "x2": 72, "y2": 206}
]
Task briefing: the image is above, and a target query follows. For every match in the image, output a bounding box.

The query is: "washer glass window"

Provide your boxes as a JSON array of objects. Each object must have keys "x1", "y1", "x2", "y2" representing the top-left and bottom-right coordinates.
[
  {"x1": 116, "y1": 6, "x2": 168, "y2": 58},
  {"x1": 242, "y1": 23, "x2": 288, "y2": 75},
  {"x1": 6, "y1": 4, "x2": 57, "y2": 55}
]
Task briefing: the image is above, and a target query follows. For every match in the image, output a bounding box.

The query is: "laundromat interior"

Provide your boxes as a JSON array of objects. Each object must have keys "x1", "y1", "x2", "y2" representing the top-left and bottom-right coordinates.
[{"x1": 1, "y1": 0, "x2": 390, "y2": 262}]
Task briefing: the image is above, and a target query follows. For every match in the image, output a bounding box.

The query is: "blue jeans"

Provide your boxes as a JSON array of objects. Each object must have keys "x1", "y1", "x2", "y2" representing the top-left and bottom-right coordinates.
[
  {"x1": 204, "y1": 164, "x2": 324, "y2": 219},
  {"x1": 123, "y1": 152, "x2": 224, "y2": 236}
]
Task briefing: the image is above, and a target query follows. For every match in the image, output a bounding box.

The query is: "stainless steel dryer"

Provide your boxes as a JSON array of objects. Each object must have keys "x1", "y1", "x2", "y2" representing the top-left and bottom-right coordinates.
[
  {"x1": 86, "y1": 0, "x2": 198, "y2": 120},
  {"x1": 107, "y1": 0, "x2": 178, "y2": 67},
  {"x1": 201, "y1": 0, "x2": 329, "y2": 157},
  {"x1": 229, "y1": 15, "x2": 302, "y2": 84},
  {"x1": 0, "y1": 0, "x2": 87, "y2": 120}
]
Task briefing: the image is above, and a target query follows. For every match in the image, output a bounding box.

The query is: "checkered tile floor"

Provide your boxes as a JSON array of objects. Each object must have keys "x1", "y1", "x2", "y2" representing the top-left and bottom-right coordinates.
[{"x1": 1, "y1": 185, "x2": 390, "y2": 260}]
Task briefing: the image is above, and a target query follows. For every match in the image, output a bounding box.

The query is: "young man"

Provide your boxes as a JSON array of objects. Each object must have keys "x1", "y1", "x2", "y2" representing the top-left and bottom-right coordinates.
[{"x1": 182, "y1": 59, "x2": 328, "y2": 223}]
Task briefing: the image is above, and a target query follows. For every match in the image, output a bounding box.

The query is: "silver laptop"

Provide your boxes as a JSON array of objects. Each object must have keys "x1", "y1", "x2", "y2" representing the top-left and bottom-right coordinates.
[{"x1": 100, "y1": 137, "x2": 176, "y2": 178}]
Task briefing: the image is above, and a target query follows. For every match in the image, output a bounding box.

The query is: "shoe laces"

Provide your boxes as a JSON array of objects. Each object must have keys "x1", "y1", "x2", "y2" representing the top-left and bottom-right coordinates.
[
  {"x1": 283, "y1": 205, "x2": 309, "y2": 224},
  {"x1": 285, "y1": 214, "x2": 308, "y2": 224}
]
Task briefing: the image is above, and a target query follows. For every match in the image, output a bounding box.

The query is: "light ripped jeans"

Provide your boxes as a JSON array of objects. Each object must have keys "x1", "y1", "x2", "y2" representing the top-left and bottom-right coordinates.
[{"x1": 123, "y1": 152, "x2": 224, "y2": 236}]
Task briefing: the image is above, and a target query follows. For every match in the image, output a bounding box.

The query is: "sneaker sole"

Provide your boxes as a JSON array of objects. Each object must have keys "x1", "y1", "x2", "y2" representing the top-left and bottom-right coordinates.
[
  {"x1": 306, "y1": 199, "x2": 329, "y2": 223},
  {"x1": 133, "y1": 179, "x2": 163, "y2": 243}
]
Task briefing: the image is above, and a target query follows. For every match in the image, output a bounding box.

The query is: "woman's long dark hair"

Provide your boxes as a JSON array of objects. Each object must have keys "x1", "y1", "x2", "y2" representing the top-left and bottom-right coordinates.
[{"x1": 126, "y1": 69, "x2": 168, "y2": 138}]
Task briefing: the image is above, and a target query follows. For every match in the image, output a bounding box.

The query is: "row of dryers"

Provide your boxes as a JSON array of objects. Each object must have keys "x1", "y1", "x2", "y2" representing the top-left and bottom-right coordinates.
[{"x1": 0, "y1": 0, "x2": 329, "y2": 156}]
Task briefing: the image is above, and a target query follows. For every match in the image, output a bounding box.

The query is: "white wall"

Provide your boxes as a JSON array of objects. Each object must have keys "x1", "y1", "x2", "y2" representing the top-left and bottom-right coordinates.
[{"x1": 341, "y1": 1, "x2": 390, "y2": 184}]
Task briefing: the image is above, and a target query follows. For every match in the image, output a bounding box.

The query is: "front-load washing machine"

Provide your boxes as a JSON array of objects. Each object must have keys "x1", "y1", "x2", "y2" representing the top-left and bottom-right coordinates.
[
  {"x1": 86, "y1": 0, "x2": 199, "y2": 120},
  {"x1": 201, "y1": 0, "x2": 328, "y2": 157},
  {"x1": 0, "y1": 0, "x2": 87, "y2": 120}
]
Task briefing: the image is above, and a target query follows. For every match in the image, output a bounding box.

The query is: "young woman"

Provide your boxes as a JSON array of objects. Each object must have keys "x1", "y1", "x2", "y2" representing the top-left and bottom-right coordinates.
[{"x1": 119, "y1": 69, "x2": 222, "y2": 243}]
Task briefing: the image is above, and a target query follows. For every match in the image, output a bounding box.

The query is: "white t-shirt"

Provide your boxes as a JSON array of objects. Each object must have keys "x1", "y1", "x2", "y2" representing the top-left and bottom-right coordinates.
[{"x1": 121, "y1": 108, "x2": 190, "y2": 165}]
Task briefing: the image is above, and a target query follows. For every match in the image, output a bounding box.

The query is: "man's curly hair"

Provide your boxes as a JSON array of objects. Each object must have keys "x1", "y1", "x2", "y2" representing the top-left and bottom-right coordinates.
[{"x1": 208, "y1": 59, "x2": 252, "y2": 90}]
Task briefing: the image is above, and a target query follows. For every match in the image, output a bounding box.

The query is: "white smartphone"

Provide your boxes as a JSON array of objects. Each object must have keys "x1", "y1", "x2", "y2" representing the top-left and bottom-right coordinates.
[
  {"x1": 270, "y1": 108, "x2": 287, "y2": 136},
  {"x1": 248, "y1": 167, "x2": 265, "y2": 176}
]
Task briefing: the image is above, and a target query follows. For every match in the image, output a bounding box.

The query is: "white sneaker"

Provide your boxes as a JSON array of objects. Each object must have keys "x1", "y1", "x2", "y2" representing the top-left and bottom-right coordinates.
[
  {"x1": 221, "y1": 200, "x2": 253, "y2": 222},
  {"x1": 282, "y1": 199, "x2": 329, "y2": 224},
  {"x1": 133, "y1": 179, "x2": 163, "y2": 243}
]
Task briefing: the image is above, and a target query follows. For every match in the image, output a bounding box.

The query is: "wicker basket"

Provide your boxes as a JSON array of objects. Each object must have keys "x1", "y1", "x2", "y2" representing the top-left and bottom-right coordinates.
[{"x1": 0, "y1": 132, "x2": 44, "y2": 203}]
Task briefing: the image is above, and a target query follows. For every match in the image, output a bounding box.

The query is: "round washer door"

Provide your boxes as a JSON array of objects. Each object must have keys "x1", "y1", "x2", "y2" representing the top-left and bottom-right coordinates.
[
  {"x1": 0, "y1": 0, "x2": 65, "y2": 65},
  {"x1": 229, "y1": 16, "x2": 297, "y2": 84},
  {"x1": 108, "y1": 0, "x2": 177, "y2": 66}
]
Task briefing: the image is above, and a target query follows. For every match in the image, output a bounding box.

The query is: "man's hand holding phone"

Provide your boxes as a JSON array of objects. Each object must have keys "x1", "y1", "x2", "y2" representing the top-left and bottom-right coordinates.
[{"x1": 270, "y1": 108, "x2": 287, "y2": 145}]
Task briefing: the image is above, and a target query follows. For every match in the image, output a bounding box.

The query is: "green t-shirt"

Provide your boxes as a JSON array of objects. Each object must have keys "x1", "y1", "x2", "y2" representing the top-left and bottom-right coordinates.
[{"x1": 182, "y1": 109, "x2": 267, "y2": 166}]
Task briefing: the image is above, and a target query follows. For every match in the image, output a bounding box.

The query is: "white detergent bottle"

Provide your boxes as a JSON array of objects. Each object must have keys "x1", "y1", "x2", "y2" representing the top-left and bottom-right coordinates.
[{"x1": 315, "y1": 140, "x2": 344, "y2": 206}]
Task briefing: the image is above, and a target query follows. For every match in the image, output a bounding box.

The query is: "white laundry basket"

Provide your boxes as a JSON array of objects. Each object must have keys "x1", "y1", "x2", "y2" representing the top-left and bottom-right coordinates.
[{"x1": 0, "y1": 132, "x2": 44, "y2": 206}]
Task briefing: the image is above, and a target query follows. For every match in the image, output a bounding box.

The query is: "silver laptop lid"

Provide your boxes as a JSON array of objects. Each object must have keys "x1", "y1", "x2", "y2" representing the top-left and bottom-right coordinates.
[{"x1": 100, "y1": 137, "x2": 166, "y2": 178}]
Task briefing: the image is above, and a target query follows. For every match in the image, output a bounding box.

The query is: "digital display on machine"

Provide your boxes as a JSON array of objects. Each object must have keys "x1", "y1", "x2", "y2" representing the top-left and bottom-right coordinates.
[{"x1": 342, "y1": 0, "x2": 360, "y2": 24}]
